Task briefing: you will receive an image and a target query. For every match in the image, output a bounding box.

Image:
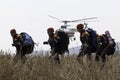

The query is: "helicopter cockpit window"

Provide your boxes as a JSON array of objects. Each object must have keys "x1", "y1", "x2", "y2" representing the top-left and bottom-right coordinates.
[{"x1": 61, "y1": 26, "x2": 66, "y2": 29}]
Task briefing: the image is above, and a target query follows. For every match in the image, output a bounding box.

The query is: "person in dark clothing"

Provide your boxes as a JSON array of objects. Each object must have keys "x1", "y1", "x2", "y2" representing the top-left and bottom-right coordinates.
[
  {"x1": 76, "y1": 24, "x2": 93, "y2": 63},
  {"x1": 10, "y1": 29, "x2": 34, "y2": 63},
  {"x1": 95, "y1": 34, "x2": 116, "y2": 65},
  {"x1": 43, "y1": 27, "x2": 69, "y2": 64}
]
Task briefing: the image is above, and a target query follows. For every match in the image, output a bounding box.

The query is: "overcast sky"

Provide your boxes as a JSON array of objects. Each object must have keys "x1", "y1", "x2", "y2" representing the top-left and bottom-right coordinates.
[{"x1": 0, "y1": 0, "x2": 120, "y2": 52}]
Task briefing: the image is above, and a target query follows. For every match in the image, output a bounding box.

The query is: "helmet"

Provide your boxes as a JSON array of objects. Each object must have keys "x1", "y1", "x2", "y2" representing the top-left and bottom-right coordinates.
[
  {"x1": 47, "y1": 27, "x2": 54, "y2": 32},
  {"x1": 77, "y1": 24, "x2": 84, "y2": 29},
  {"x1": 10, "y1": 29, "x2": 16, "y2": 34}
]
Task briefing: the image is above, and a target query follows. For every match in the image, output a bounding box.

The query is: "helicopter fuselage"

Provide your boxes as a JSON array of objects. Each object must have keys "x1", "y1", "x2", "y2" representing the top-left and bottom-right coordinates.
[{"x1": 57, "y1": 27, "x2": 75, "y2": 38}]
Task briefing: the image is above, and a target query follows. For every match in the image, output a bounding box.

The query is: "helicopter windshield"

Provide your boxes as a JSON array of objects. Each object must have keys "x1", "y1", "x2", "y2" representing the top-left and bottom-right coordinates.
[
  {"x1": 61, "y1": 25, "x2": 71, "y2": 29},
  {"x1": 61, "y1": 25, "x2": 66, "y2": 29}
]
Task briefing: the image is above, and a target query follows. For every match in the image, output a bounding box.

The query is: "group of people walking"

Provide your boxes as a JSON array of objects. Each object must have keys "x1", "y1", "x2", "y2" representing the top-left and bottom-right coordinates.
[
  {"x1": 10, "y1": 23, "x2": 116, "y2": 64},
  {"x1": 76, "y1": 23, "x2": 116, "y2": 65}
]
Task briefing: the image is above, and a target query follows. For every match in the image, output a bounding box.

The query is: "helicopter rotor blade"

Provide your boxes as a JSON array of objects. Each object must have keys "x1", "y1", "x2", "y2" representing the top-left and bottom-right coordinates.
[
  {"x1": 49, "y1": 15, "x2": 73, "y2": 23},
  {"x1": 48, "y1": 15, "x2": 63, "y2": 22},
  {"x1": 71, "y1": 17, "x2": 98, "y2": 22},
  {"x1": 48, "y1": 15, "x2": 98, "y2": 26},
  {"x1": 76, "y1": 20, "x2": 99, "y2": 22}
]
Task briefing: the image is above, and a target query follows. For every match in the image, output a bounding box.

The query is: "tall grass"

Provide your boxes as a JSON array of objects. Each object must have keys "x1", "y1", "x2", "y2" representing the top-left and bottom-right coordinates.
[{"x1": 0, "y1": 51, "x2": 120, "y2": 80}]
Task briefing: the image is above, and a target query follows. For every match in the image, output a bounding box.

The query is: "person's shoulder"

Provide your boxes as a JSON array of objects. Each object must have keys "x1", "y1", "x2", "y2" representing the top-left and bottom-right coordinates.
[
  {"x1": 85, "y1": 31, "x2": 89, "y2": 35},
  {"x1": 53, "y1": 33, "x2": 59, "y2": 38},
  {"x1": 83, "y1": 31, "x2": 89, "y2": 36},
  {"x1": 16, "y1": 34, "x2": 22, "y2": 38}
]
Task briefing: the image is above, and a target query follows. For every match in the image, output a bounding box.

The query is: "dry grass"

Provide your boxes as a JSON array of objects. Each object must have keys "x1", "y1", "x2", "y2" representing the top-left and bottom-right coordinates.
[{"x1": 0, "y1": 51, "x2": 120, "y2": 80}]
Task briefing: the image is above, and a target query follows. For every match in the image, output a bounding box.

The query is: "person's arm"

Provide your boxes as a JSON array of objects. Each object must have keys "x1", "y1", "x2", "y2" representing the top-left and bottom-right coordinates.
[
  {"x1": 53, "y1": 34, "x2": 60, "y2": 43},
  {"x1": 12, "y1": 34, "x2": 23, "y2": 46},
  {"x1": 81, "y1": 31, "x2": 89, "y2": 44}
]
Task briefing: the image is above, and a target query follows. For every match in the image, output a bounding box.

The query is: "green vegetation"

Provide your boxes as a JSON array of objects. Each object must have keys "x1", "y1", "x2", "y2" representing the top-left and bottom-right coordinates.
[{"x1": 0, "y1": 51, "x2": 120, "y2": 80}]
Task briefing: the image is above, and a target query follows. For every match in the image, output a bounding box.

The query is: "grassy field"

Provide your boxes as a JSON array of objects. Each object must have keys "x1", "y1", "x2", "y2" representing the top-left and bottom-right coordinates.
[{"x1": 0, "y1": 51, "x2": 120, "y2": 80}]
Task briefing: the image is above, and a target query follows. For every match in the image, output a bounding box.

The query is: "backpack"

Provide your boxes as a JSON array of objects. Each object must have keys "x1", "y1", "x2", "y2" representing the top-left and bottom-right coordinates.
[
  {"x1": 105, "y1": 31, "x2": 114, "y2": 45},
  {"x1": 103, "y1": 31, "x2": 116, "y2": 55},
  {"x1": 20, "y1": 32, "x2": 34, "y2": 46},
  {"x1": 86, "y1": 28, "x2": 97, "y2": 52},
  {"x1": 56, "y1": 30, "x2": 69, "y2": 51}
]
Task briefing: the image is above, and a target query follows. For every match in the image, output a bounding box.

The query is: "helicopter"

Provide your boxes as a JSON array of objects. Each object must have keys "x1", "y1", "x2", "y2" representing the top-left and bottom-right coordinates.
[{"x1": 49, "y1": 15, "x2": 98, "y2": 40}]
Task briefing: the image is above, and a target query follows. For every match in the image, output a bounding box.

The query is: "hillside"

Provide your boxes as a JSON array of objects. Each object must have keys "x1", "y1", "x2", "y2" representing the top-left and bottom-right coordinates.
[
  {"x1": 32, "y1": 41, "x2": 120, "y2": 56},
  {"x1": 0, "y1": 51, "x2": 120, "y2": 80}
]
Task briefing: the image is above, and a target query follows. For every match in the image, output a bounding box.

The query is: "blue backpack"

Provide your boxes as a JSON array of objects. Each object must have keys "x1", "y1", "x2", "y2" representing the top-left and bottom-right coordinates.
[
  {"x1": 20, "y1": 32, "x2": 34, "y2": 45},
  {"x1": 86, "y1": 28, "x2": 97, "y2": 52}
]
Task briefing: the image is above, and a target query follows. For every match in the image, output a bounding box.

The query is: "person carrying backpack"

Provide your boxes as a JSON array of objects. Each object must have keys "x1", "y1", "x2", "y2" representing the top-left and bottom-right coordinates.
[
  {"x1": 10, "y1": 29, "x2": 34, "y2": 63},
  {"x1": 95, "y1": 32, "x2": 116, "y2": 65},
  {"x1": 43, "y1": 27, "x2": 69, "y2": 64},
  {"x1": 76, "y1": 23, "x2": 96, "y2": 62}
]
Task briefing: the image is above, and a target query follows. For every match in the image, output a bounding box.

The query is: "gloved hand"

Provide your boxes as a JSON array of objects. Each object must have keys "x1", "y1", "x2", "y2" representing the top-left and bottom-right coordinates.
[
  {"x1": 12, "y1": 43, "x2": 16, "y2": 46},
  {"x1": 12, "y1": 43, "x2": 21, "y2": 46}
]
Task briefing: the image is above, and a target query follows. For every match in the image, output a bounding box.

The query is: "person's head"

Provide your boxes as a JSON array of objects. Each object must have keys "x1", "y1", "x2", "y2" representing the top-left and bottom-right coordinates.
[
  {"x1": 76, "y1": 24, "x2": 84, "y2": 32},
  {"x1": 47, "y1": 27, "x2": 54, "y2": 36},
  {"x1": 10, "y1": 29, "x2": 17, "y2": 37}
]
